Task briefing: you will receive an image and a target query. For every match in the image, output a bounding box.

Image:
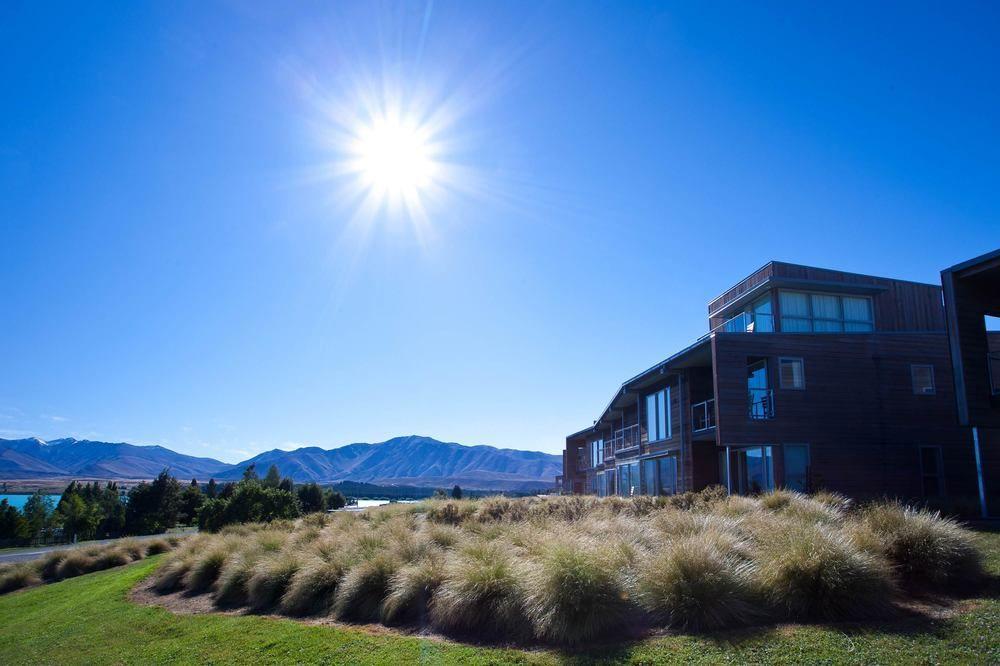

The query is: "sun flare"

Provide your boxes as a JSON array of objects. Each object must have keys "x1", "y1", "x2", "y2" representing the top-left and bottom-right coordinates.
[{"x1": 354, "y1": 116, "x2": 437, "y2": 197}]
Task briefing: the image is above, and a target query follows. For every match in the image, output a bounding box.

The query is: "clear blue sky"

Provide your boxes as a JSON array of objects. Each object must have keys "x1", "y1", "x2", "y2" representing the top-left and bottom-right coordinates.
[{"x1": 1, "y1": 2, "x2": 997, "y2": 462}]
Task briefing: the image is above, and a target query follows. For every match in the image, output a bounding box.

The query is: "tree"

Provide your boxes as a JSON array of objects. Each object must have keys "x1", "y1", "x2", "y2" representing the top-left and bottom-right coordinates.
[
  {"x1": 125, "y1": 469, "x2": 181, "y2": 535},
  {"x1": 263, "y1": 464, "x2": 282, "y2": 489},
  {"x1": 0, "y1": 500, "x2": 29, "y2": 542},
  {"x1": 179, "y1": 479, "x2": 204, "y2": 525},
  {"x1": 324, "y1": 489, "x2": 347, "y2": 510},
  {"x1": 22, "y1": 490, "x2": 55, "y2": 537},
  {"x1": 55, "y1": 494, "x2": 100, "y2": 542},
  {"x1": 197, "y1": 483, "x2": 301, "y2": 532},
  {"x1": 297, "y1": 483, "x2": 326, "y2": 514},
  {"x1": 433, "y1": 488, "x2": 447, "y2": 499},
  {"x1": 278, "y1": 477, "x2": 293, "y2": 493},
  {"x1": 451, "y1": 485, "x2": 463, "y2": 500},
  {"x1": 242, "y1": 463, "x2": 258, "y2": 482},
  {"x1": 206, "y1": 478, "x2": 218, "y2": 499}
]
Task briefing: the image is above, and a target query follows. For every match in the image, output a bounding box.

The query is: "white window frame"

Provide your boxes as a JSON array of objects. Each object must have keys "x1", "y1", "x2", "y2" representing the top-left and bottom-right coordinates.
[
  {"x1": 645, "y1": 387, "x2": 672, "y2": 443},
  {"x1": 911, "y1": 364, "x2": 936, "y2": 395},
  {"x1": 778, "y1": 357, "x2": 806, "y2": 390}
]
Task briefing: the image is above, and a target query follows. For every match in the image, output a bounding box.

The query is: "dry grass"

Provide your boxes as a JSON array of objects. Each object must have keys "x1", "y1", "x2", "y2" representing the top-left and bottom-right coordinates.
[{"x1": 149, "y1": 490, "x2": 984, "y2": 645}]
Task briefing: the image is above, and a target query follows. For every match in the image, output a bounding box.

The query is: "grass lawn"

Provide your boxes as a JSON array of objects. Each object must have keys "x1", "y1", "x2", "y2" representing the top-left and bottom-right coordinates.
[{"x1": 0, "y1": 532, "x2": 996, "y2": 665}]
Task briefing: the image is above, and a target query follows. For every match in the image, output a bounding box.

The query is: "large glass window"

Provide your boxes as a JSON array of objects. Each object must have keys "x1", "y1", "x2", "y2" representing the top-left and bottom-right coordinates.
[
  {"x1": 779, "y1": 357, "x2": 805, "y2": 390},
  {"x1": 911, "y1": 365, "x2": 936, "y2": 395},
  {"x1": 597, "y1": 472, "x2": 608, "y2": 497},
  {"x1": 617, "y1": 462, "x2": 640, "y2": 497},
  {"x1": 723, "y1": 446, "x2": 775, "y2": 494},
  {"x1": 657, "y1": 456, "x2": 678, "y2": 495},
  {"x1": 779, "y1": 291, "x2": 874, "y2": 333},
  {"x1": 590, "y1": 438, "x2": 604, "y2": 467},
  {"x1": 642, "y1": 459, "x2": 656, "y2": 495},
  {"x1": 645, "y1": 387, "x2": 671, "y2": 442},
  {"x1": 783, "y1": 445, "x2": 809, "y2": 492}
]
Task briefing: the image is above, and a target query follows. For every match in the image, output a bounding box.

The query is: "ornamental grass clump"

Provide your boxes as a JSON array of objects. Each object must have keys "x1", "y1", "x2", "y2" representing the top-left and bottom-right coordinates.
[
  {"x1": 0, "y1": 563, "x2": 41, "y2": 594},
  {"x1": 430, "y1": 541, "x2": 530, "y2": 640},
  {"x1": 280, "y1": 554, "x2": 348, "y2": 616},
  {"x1": 382, "y1": 552, "x2": 446, "y2": 625},
  {"x1": 332, "y1": 552, "x2": 401, "y2": 622},
  {"x1": 153, "y1": 553, "x2": 195, "y2": 593},
  {"x1": 184, "y1": 540, "x2": 233, "y2": 593},
  {"x1": 56, "y1": 551, "x2": 97, "y2": 579},
  {"x1": 247, "y1": 554, "x2": 302, "y2": 611},
  {"x1": 636, "y1": 530, "x2": 756, "y2": 630},
  {"x1": 850, "y1": 503, "x2": 982, "y2": 587},
  {"x1": 753, "y1": 522, "x2": 895, "y2": 620},
  {"x1": 524, "y1": 536, "x2": 634, "y2": 644}
]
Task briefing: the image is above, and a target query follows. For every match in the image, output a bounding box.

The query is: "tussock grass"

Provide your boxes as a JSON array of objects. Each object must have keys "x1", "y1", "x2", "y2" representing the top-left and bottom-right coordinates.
[
  {"x1": 149, "y1": 490, "x2": 983, "y2": 645},
  {"x1": 850, "y1": 503, "x2": 983, "y2": 587},
  {"x1": 0, "y1": 563, "x2": 42, "y2": 594},
  {"x1": 144, "y1": 538, "x2": 172, "y2": 556}
]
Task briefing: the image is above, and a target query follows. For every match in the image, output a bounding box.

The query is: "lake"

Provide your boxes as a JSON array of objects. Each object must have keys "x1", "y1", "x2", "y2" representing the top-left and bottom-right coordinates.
[{"x1": 0, "y1": 494, "x2": 62, "y2": 510}]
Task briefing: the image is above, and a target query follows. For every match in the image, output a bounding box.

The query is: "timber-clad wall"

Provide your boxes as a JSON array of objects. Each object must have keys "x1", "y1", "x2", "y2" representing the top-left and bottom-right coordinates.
[{"x1": 712, "y1": 332, "x2": 980, "y2": 500}]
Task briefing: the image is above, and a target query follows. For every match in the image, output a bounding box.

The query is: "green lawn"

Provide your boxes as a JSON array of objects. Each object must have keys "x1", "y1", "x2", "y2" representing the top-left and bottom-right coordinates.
[{"x1": 0, "y1": 533, "x2": 997, "y2": 665}]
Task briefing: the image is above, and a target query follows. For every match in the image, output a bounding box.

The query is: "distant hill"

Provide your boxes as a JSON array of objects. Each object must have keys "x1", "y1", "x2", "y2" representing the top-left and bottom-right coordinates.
[
  {"x1": 0, "y1": 435, "x2": 560, "y2": 491},
  {"x1": 214, "y1": 436, "x2": 560, "y2": 491},
  {"x1": 0, "y1": 438, "x2": 234, "y2": 480}
]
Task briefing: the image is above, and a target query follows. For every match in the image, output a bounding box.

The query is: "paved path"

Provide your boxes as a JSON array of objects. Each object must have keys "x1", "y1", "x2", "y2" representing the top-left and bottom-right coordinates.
[{"x1": 0, "y1": 529, "x2": 196, "y2": 565}]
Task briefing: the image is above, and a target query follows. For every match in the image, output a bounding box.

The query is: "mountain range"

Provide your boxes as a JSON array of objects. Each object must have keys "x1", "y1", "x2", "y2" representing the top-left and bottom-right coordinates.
[{"x1": 0, "y1": 435, "x2": 560, "y2": 491}]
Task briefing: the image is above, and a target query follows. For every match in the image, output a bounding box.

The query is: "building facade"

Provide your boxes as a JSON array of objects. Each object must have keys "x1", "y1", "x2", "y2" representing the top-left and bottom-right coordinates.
[{"x1": 560, "y1": 260, "x2": 992, "y2": 511}]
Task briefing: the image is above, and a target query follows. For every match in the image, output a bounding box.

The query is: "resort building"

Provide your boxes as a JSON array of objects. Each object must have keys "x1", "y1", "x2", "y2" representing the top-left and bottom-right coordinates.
[{"x1": 560, "y1": 258, "x2": 999, "y2": 515}]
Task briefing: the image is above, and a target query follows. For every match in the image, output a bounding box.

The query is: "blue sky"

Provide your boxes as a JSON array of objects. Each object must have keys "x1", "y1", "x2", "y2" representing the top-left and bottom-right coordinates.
[{"x1": 1, "y1": 2, "x2": 997, "y2": 462}]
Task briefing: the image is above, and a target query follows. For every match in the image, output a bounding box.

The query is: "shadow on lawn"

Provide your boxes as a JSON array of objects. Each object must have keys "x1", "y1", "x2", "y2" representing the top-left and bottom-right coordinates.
[{"x1": 546, "y1": 573, "x2": 1000, "y2": 665}]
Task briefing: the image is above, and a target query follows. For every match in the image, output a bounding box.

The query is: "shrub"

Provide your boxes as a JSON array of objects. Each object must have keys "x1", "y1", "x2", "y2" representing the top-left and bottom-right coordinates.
[
  {"x1": 382, "y1": 553, "x2": 445, "y2": 625},
  {"x1": 754, "y1": 523, "x2": 894, "y2": 620},
  {"x1": 117, "y1": 538, "x2": 148, "y2": 560},
  {"x1": 0, "y1": 563, "x2": 41, "y2": 594},
  {"x1": 524, "y1": 538, "x2": 633, "y2": 644},
  {"x1": 247, "y1": 555, "x2": 301, "y2": 611},
  {"x1": 56, "y1": 551, "x2": 97, "y2": 579},
  {"x1": 430, "y1": 542, "x2": 529, "y2": 640},
  {"x1": 92, "y1": 547, "x2": 131, "y2": 571},
  {"x1": 636, "y1": 532, "x2": 756, "y2": 630},
  {"x1": 184, "y1": 543, "x2": 231, "y2": 593},
  {"x1": 38, "y1": 551, "x2": 67, "y2": 581},
  {"x1": 145, "y1": 538, "x2": 173, "y2": 556},
  {"x1": 153, "y1": 554, "x2": 195, "y2": 593},
  {"x1": 215, "y1": 551, "x2": 262, "y2": 607},
  {"x1": 851, "y1": 503, "x2": 982, "y2": 587},
  {"x1": 424, "y1": 501, "x2": 476, "y2": 526},
  {"x1": 280, "y1": 556, "x2": 347, "y2": 616},
  {"x1": 333, "y1": 553, "x2": 400, "y2": 622}
]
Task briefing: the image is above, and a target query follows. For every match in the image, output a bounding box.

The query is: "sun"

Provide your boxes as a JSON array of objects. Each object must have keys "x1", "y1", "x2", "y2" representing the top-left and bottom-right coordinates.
[{"x1": 354, "y1": 116, "x2": 436, "y2": 197}]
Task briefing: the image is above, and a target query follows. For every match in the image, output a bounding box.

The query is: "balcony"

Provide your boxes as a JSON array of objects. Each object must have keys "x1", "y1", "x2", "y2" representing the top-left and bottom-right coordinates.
[
  {"x1": 990, "y1": 352, "x2": 1000, "y2": 396},
  {"x1": 607, "y1": 424, "x2": 641, "y2": 456},
  {"x1": 749, "y1": 388, "x2": 775, "y2": 420},
  {"x1": 691, "y1": 398, "x2": 716, "y2": 432},
  {"x1": 718, "y1": 311, "x2": 774, "y2": 334}
]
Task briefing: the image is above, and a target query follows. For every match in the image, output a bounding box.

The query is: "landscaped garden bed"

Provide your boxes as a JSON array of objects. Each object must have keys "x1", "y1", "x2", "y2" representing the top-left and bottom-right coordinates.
[{"x1": 144, "y1": 489, "x2": 985, "y2": 646}]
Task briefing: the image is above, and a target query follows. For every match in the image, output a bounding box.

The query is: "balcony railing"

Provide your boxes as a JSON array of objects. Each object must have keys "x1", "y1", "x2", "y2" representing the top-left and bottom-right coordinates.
[
  {"x1": 607, "y1": 424, "x2": 641, "y2": 455},
  {"x1": 990, "y1": 352, "x2": 1000, "y2": 396},
  {"x1": 749, "y1": 387, "x2": 775, "y2": 420},
  {"x1": 691, "y1": 398, "x2": 716, "y2": 431}
]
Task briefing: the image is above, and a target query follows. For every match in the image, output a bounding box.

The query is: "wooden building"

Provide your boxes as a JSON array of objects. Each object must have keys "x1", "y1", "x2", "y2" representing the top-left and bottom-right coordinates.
[
  {"x1": 560, "y1": 259, "x2": 993, "y2": 511},
  {"x1": 941, "y1": 249, "x2": 1000, "y2": 516}
]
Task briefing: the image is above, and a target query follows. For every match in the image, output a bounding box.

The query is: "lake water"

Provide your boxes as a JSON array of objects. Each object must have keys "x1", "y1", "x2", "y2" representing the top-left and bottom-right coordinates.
[{"x1": 0, "y1": 494, "x2": 62, "y2": 510}]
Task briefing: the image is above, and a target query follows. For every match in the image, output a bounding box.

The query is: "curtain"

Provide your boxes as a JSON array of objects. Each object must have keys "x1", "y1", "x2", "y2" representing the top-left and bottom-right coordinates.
[
  {"x1": 780, "y1": 291, "x2": 809, "y2": 317},
  {"x1": 842, "y1": 296, "x2": 872, "y2": 322}
]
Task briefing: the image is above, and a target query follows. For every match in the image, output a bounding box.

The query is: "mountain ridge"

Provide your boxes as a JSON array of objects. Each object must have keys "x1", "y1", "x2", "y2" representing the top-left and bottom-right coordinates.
[{"x1": 0, "y1": 435, "x2": 559, "y2": 491}]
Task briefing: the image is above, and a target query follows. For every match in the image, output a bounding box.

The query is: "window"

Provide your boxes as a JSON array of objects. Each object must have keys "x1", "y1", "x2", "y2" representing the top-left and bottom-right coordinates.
[
  {"x1": 645, "y1": 387, "x2": 671, "y2": 441},
  {"x1": 723, "y1": 295, "x2": 774, "y2": 333},
  {"x1": 642, "y1": 459, "x2": 656, "y2": 495},
  {"x1": 597, "y1": 473, "x2": 608, "y2": 497},
  {"x1": 783, "y1": 445, "x2": 809, "y2": 492},
  {"x1": 911, "y1": 364, "x2": 936, "y2": 395},
  {"x1": 779, "y1": 291, "x2": 874, "y2": 333},
  {"x1": 920, "y1": 446, "x2": 944, "y2": 496},
  {"x1": 590, "y1": 438, "x2": 604, "y2": 467},
  {"x1": 748, "y1": 359, "x2": 773, "y2": 419},
  {"x1": 617, "y1": 462, "x2": 639, "y2": 497},
  {"x1": 722, "y1": 446, "x2": 775, "y2": 494},
  {"x1": 656, "y1": 456, "x2": 678, "y2": 495},
  {"x1": 779, "y1": 357, "x2": 805, "y2": 389}
]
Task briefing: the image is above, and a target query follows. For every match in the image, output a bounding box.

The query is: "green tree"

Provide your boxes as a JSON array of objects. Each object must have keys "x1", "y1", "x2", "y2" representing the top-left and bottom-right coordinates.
[
  {"x1": 451, "y1": 485, "x2": 463, "y2": 500},
  {"x1": 206, "y1": 478, "x2": 218, "y2": 499},
  {"x1": 95, "y1": 483, "x2": 125, "y2": 538},
  {"x1": 179, "y1": 479, "x2": 204, "y2": 525},
  {"x1": 55, "y1": 494, "x2": 100, "y2": 541},
  {"x1": 263, "y1": 464, "x2": 282, "y2": 488},
  {"x1": 242, "y1": 463, "x2": 258, "y2": 482},
  {"x1": 124, "y1": 469, "x2": 181, "y2": 535},
  {"x1": 0, "y1": 500, "x2": 29, "y2": 542},
  {"x1": 197, "y1": 483, "x2": 300, "y2": 532},
  {"x1": 22, "y1": 491, "x2": 55, "y2": 537},
  {"x1": 324, "y1": 489, "x2": 347, "y2": 510},
  {"x1": 278, "y1": 477, "x2": 293, "y2": 493},
  {"x1": 433, "y1": 488, "x2": 447, "y2": 499},
  {"x1": 296, "y1": 483, "x2": 326, "y2": 513}
]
